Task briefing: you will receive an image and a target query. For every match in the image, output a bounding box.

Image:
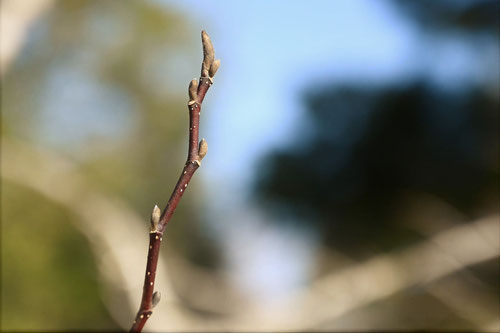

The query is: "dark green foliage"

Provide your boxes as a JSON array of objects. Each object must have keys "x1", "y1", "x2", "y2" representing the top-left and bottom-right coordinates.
[
  {"x1": 1, "y1": 182, "x2": 118, "y2": 330},
  {"x1": 254, "y1": 0, "x2": 499, "y2": 257},
  {"x1": 255, "y1": 81, "x2": 498, "y2": 254}
]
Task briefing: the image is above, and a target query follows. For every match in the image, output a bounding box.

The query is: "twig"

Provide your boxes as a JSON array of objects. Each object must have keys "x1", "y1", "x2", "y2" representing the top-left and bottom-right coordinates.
[{"x1": 130, "y1": 30, "x2": 220, "y2": 333}]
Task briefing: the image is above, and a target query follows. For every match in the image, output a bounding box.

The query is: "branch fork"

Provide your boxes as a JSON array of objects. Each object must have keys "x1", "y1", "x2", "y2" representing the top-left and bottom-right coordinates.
[{"x1": 130, "y1": 30, "x2": 220, "y2": 333}]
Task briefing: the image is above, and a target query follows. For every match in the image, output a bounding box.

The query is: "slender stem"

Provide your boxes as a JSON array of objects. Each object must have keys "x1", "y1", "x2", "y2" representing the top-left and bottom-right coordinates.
[
  {"x1": 156, "y1": 79, "x2": 212, "y2": 234},
  {"x1": 130, "y1": 31, "x2": 218, "y2": 333},
  {"x1": 130, "y1": 232, "x2": 162, "y2": 332}
]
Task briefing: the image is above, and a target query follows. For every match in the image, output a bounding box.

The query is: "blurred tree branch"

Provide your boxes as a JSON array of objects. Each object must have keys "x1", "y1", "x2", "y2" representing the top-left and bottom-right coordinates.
[
  {"x1": 2, "y1": 139, "x2": 179, "y2": 327},
  {"x1": 130, "y1": 30, "x2": 220, "y2": 333},
  {"x1": 426, "y1": 270, "x2": 499, "y2": 329},
  {"x1": 258, "y1": 214, "x2": 499, "y2": 330},
  {"x1": 3, "y1": 138, "x2": 498, "y2": 331}
]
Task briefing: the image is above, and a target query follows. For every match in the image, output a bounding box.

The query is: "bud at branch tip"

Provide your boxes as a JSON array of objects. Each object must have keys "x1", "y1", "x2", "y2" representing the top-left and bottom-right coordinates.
[{"x1": 201, "y1": 30, "x2": 215, "y2": 77}]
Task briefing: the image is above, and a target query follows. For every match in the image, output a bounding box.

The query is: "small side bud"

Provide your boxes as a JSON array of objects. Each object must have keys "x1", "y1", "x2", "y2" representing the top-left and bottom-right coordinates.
[
  {"x1": 188, "y1": 79, "x2": 198, "y2": 102},
  {"x1": 152, "y1": 291, "x2": 161, "y2": 308},
  {"x1": 209, "y1": 59, "x2": 220, "y2": 78},
  {"x1": 198, "y1": 139, "x2": 208, "y2": 161},
  {"x1": 150, "y1": 205, "x2": 161, "y2": 232},
  {"x1": 201, "y1": 30, "x2": 215, "y2": 77}
]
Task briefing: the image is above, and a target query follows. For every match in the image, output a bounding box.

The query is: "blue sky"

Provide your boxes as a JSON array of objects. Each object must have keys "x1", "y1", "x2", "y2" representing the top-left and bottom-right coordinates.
[{"x1": 157, "y1": 0, "x2": 420, "y2": 192}]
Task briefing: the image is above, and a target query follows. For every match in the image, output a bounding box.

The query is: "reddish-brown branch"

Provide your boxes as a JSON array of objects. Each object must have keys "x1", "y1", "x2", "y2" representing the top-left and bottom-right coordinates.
[
  {"x1": 130, "y1": 31, "x2": 219, "y2": 333},
  {"x1": 130, "y1": 232, "x2": 162, "y2": 332},
  {"x1": 158, "y1": 161, "x2": 199, "y2": 233}
]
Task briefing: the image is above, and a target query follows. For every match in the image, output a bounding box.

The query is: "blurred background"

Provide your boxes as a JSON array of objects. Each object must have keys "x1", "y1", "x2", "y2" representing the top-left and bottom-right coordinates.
[{"x1": 1, "y1": 0, "x2": 499, "y2": 331}]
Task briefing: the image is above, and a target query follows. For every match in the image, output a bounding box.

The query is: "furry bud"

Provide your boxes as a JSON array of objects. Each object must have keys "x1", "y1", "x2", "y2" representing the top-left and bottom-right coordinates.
[
  {"x1": 188, "y1": 79, "x2": 198, "y2": 102},
  {"x1": 150, "y1": 205, "x2": 161, "y2": 232},
  {"x1": 198, "y1": 139, "x2": 208, "y2": 161},
  {"x1": 201, "y1": 30, "x2": 215, "y2": 77},
  {"x1": 152, "y1": 291, "x2": 161, "y2": 308},
  {"x1": 209, "y1": 59, "x2": 220, "y2": 78}
]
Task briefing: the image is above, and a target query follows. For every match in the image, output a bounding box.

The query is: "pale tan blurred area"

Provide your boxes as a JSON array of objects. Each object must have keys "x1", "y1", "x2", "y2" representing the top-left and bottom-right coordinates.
[
  {"x1": 3, "y1": 139, "x2": 499, "y2": 331},
  {"x1": 0, "y1": 0, "x2": 53, "y2": 75},
  {"x1": 1, "y1": 1, "x2": 499, "y2": 331}
]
